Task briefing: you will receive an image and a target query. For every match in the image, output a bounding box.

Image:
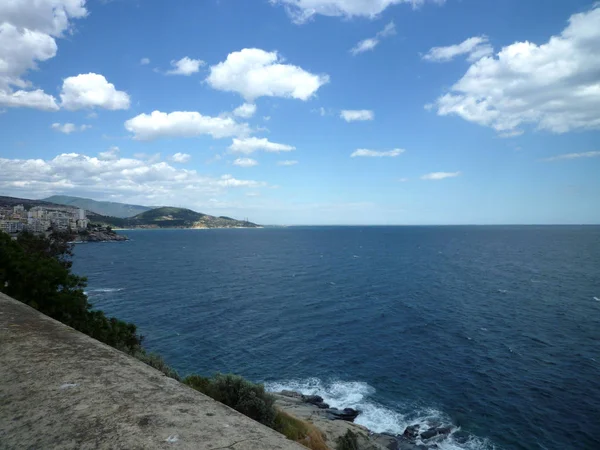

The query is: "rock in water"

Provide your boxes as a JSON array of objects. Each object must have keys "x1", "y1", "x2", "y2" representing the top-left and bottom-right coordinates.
[
  {"x1": 325, "y1": 407, "x2": 359, "y2": 422},
  {"x1": 402, "y1": 424, "x2": 420, "y2": 442},
  {"x1": 420, "y1": 426, "x2": 453, "y2": 440},
  {"x1": 301, "y1": 394, "x2": 329, "y2": 409}
]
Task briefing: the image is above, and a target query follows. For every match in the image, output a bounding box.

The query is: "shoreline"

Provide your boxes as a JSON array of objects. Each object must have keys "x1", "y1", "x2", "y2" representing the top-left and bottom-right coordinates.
[{"x1": 273, "y1": 390, "x2": 459, "y2": 450}]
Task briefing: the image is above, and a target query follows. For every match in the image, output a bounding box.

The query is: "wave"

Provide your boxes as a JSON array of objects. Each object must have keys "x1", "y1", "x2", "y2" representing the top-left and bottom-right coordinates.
[
  {"x1": 85, "y1": 288, "x2": 124, "y2": 294},
  {"x1": 265, "y1": 378, "x2": 494, "y2": 450}
]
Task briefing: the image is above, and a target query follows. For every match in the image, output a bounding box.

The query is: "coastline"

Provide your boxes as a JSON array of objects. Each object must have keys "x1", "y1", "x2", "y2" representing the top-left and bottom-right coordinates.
[{"x1": 273, "y1": 391, "x2": 457, "y2": 450}]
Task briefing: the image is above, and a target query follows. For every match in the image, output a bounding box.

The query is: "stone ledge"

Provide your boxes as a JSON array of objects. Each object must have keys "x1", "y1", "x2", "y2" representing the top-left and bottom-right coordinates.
[{"x1": 0, "y1": 292, "x2": 303, "y2": 450}]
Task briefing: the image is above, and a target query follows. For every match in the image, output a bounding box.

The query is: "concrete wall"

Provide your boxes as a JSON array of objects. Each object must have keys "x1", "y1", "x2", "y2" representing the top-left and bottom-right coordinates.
[{"x1": 0, "y1": 292, "x2": 303, "y2": 450}]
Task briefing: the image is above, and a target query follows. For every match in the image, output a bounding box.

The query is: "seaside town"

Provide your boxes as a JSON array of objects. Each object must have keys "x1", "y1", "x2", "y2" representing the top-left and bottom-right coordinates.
[{"x1": 0, "y1": 204, "x2": 89, "y2": 236}]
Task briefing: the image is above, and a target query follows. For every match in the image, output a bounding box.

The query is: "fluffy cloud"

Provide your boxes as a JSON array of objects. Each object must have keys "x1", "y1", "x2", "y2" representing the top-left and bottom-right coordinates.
[
  {"x1": 170, "y1": 152, "x2": 192, "y2": 163},
  {"x1": 421, "y1": 171, "x2": 461, "y2": 180},
  {"x1": 51, "y1": 122, "x2": 90, "y2": 134},
  {"x1": 341, "y1": 110, "x2": 374, "y2": 122},
  {"x1": 277, "y1": 160, "x2": 298, "y2": 166},
  {"x1": 206, "y1": 48, "x2": 329, "y2": 101},
  {"x1": 351, "y1": 22, "x2": 396, "y2": 55},
  {"x1": 229, "y1": 137, "x2": 295, "y2": 154},
  {"x1": 432, "y1": 6, "x2": 600, "y2": 134},
  {"x1": 0, "y1": 152, "x2": 266, "y2": 206},
  {"x1": 0, "y1": 89, "x2": 58, "y2": 110},
  {"x1": 98, "y1": 146, "x2": 120, "y2": 161},
  {"x1": 422, "y1": 36, "x2": 493, "y2": 62},
  {"x1": 542, "y1": 151, "x2": 600, "y2": 162},
  {"x1": 125, "y1": 110, "x2": 250, "y2": 141},
  {"x1": 140, "y1": 57, "x2": 150, "y2": 65},
  {"x1": 351, "y1": 149, "x2": 404, "y2": 157},
  {"x1": 272, "y1": 0, "x2": 442, "y2": 23},
  {"x1": 60, "y1": 73, "x2": 130, "y2": 110},
  {"x1": 233, "y1": 157, "x2": 259, "y2": 167},
  {"x1": 233, "y1": 103, "x2": 257, "y2": 118},
  {"x1": 0, "y1": 0, "x2": 87, "y2": 110},
  {"x1": 166, "y1": 57, "x2": 205, "y2": 76}
]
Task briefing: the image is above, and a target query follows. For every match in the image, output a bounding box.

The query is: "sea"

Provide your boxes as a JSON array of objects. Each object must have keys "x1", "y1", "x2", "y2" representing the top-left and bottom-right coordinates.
[{"x1": 72, "y1": 226, "x2": 600, "y2": 450}]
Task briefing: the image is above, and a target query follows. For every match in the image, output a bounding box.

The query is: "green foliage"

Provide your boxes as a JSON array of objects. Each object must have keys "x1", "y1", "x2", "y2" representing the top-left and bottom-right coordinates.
[
  {"x1": 273, "y1": 411, "x2": 329, "y2": 450},
  {"x1": 183, "y1": 373, "x2": 276, "y2": 427},
  {"x1": 183, "y1": 374, "x2": 212, "y2": 393},
  {"x1": 0, "y1": 231, "x2": 142, "y2": 354},
  {"x1": 134, "y1": 351, "x2": 180, "y2": 380},
  {"x1": 336, "y1": 430, "x2": 360, "y2": 450}
]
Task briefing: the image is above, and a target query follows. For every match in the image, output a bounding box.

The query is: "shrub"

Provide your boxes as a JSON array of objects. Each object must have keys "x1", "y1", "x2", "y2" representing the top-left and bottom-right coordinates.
[
  {"x1": 336, "y1": 430, "x2": 360, "y2": 450},
  {"x1": 183, "y1": 373, "x2": 276, "y2": 427},
  {"x1": 134, "y1": 351, "x2": 180, "y2": 380},
  {"x1": 274, "y1": 410, "x2": 328, "y2": 450}
]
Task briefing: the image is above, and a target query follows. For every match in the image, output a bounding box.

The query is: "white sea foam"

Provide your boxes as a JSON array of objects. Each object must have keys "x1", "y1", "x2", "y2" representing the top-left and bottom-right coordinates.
[
  {"x1": 265, "y1": 378, "x2": 494, "y2": 449},
  {"x1": 594, "y1": 297, "x2": 600, "y2": 302},
  {"x1": 87, "y1": 288, "x2": 124, "y2": 293}
]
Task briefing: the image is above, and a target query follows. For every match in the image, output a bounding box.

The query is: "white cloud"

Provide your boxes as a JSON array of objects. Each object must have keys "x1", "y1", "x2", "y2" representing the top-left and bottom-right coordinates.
[
  {"x1": 229, "y1": 137, "x2": 295, "y2": 154},
  {"x1": 125, "y1": 110, "x2": 251, "y2": 141},
  {"x1": 432, "y1": 6, "x2": 600, "y2": 134},
  {"x1": 422, "y1": 36, "x2": 493, "y2": 62},
  {"x1": 0, "y1": 88, "x2": 58, "y2": 110},
  {"x1": 140, "y1": 57, "x2": 150, "y2": 65},
  {"x1": 272, "y1": 0, "x2": 442, "y2": 23},
  {"x1": 351, "y1": 21, "x2": 396, "y2": 55},
  {"x1": 60, "y1": 73, "x2": 130, "y2": 110},
  {"x1": 0, "y1": 0, "x2": 87, "y2": 110},
  {"x1": 206, "y1": 48, "x2": 329, "y2": 101},
  {"x1": 233, "y1": 157, "x2": 259, "y2": 167},
  {"x1": 233, "y1": 102, "x2": 257, "y2": 118},
  {"x1": 351, "y1": 148, "x2": 404, "y2": 157},
  {"x1": 170, "y1": 152, "x2": 192, "y2": 163},
  {"x1": 166, "y1": 57, "x2": 205, "y2": 76},
  {"x1": 51, "y1": 122, "x2": 90, "y2": 134},
  {"x1": 277, "y1": 160, "x2": 298, "y2": 166},
  {"x1": 542, "y1": 151, "x2": 600, "y2": 162},
  {"x1": 398, "y1": 178, "x2": 409, "y2": 182},
  {"x1": 0, "y1": 152, "x2": 266, "y2": 206},
  {"x1": 421, "y1": 171, "x2": 461, "y2": 180},
  {"x1": 98, "y1": 146, "x2": 120, "y2": 161},
  {"x1": 341, "y1": 110, "x2": 374, "y2": 122}
]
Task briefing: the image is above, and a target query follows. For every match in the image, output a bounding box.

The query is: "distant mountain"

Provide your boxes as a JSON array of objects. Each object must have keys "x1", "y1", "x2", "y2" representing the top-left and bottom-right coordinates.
[
  {"x1": 89, "y1": 206, "x2": 259, "y2": 229},
  {"x1": 0, "y1": 196, "x2": 68, "y2": 209},
  {"x1": 43, "y1": 195, "x2": 152, "y2": 218}
]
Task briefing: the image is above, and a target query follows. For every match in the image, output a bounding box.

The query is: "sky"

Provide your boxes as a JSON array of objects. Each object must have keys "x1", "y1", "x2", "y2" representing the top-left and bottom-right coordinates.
[{"x1": 0, "y1": 0, "x2": 599, "y2": 225}]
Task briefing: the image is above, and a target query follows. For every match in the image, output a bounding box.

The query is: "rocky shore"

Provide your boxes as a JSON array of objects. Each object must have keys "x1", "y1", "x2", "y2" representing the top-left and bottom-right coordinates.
[
  {"x1": 273, "y1": 391, "x2": 457, "y2": 450},
  {"x1": 69, "y1": 227, "x2": 128, "y2": 243}
]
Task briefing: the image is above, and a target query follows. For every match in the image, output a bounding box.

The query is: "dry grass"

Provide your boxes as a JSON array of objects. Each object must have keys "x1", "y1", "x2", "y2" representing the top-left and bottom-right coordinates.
[{"x1": 274, "y1": 410, "x2": 329, "y2": 450}]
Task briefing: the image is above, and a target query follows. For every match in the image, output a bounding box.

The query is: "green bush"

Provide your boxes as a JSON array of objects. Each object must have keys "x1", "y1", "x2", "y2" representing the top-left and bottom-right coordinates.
[
  {"x1": 134, "y1": 351, "x2": 180, "y2": 380},
  {"x1": 183, "y1": 373, "x2": 276, "y2": 427},
  {"x1": 273, "y1": 410, "x2": 329, "y2": 450},
  {"x1": 336, "y1": 430, "x2": 360, "y2": 450}
]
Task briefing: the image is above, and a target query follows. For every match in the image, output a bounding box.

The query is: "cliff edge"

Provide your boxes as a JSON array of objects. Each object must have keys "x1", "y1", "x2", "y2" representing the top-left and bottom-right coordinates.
[{"x1": 0, "y1": 292, "x2": 302, "y2": 450}]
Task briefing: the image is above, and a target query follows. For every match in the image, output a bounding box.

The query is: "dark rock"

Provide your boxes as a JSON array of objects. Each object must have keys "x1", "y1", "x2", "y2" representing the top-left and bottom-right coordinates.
[
  {"x1": 402, "y1": 424, "x2": 420, "y2": 442},
  {"x1": 300, "y1": 394, "x2": 329, "y2": 409},
  {"x1": 420, "y1": 426, "x2": 453, "y2": 440},
  {"x1": 280, "y1": 390, "x2": 302, "y2": 399},
  {"x1": 325, "y1": 407, "x2": 359, "y2": 422},
  {"x1": 302, "y1": 394, "x2": 324, "y2": 404}
]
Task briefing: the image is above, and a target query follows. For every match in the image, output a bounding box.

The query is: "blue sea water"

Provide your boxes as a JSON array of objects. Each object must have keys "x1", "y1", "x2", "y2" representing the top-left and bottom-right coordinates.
[{"x1": 72, "y1": 226, "x2": 600, "y2": 450}]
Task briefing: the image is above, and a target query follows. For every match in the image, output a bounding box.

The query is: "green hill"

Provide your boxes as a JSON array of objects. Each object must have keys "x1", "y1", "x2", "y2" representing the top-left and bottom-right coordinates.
[
  {"x1": 43, "y1": 195, "x2": 152, "y2": 218},
  {"x1": 89, "y1": 207, "x2": 258, "y2": 229}
]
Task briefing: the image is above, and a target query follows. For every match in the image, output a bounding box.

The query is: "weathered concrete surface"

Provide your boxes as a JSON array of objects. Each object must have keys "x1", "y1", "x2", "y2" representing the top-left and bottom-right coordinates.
[{"x1": 0, "y1": 292, "x2": 303, "y2": 450}]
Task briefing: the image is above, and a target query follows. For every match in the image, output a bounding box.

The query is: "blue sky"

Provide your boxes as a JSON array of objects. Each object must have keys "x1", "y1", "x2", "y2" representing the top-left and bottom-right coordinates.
[{"x1": 0, "y1": 0, "x2": 599, "y2": 225}]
